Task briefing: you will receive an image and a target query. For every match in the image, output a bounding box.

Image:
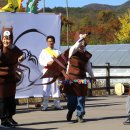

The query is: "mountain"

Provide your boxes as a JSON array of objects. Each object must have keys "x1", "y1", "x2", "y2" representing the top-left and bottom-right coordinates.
[
  {"x1": 0, "y1": 0, "x2": 130, "y2": 13},
  {"x1": 83, "y1": 3, "x2": 117, "y2": 10},
  {"x1": 116, "y1": 1, "x2": 130, "y2": 12},
  {"x1": 83, "y1": 1, "x2": 130, "y2": 12}
]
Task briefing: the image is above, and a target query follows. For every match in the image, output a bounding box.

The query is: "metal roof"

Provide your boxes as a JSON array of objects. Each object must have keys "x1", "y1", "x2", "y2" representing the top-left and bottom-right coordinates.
[{"x1": 61, "y1": 44, "x2": 130, "y2": 66}]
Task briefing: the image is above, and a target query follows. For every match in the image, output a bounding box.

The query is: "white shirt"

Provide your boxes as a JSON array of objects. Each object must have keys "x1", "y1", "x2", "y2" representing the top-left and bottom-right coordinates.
[{"x1": 39, "y1": 48, "x2": 61, "y2": 74}]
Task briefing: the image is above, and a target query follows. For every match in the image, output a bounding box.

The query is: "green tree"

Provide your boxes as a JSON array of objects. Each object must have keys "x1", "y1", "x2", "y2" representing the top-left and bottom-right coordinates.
[
  {"x1": 97, "y1": 10, "x2": 115, "y2": 23},
  {"x1": 79, "y1": 17, "x2": 91, "y2": 28}
]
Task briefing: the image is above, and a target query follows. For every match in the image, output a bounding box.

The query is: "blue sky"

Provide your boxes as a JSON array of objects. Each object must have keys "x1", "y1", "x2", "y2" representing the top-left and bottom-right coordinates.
[{"x1": 22, "y1": 0, "x2": 129, "y2": 9}]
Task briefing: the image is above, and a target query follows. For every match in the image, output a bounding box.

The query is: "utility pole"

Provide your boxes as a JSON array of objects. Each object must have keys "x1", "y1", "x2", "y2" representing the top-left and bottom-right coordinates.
[
  {"x1": 43, "y1": 0, "x2": 45, "y2": 12},
  {"x1": 65, "y1": 0, "x2": 69, "y2": 48}
]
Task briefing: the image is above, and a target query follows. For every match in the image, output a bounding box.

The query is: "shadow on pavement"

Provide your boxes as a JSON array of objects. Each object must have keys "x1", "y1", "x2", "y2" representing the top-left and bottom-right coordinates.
[
  {"x1": 18, "y1": 120, "x2": 67, "y2": 127},
  {"x1": 16, "y1": 107, "x2": 65, "y2": 114},
  {"x1": 85, "y1": 102, "x2": 123, "y2": 108},
  {"x1": 0, "y1": 127, "x2": 57, "y2": 130},
  {"x1": 86, "y1": 115, "x2": 128, "y2": 122}
]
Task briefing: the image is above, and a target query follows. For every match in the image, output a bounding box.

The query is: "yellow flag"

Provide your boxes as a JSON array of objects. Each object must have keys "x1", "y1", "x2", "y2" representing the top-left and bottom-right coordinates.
[{"x1": 0, "y1": 0, "x2": 23, "y2": 12}]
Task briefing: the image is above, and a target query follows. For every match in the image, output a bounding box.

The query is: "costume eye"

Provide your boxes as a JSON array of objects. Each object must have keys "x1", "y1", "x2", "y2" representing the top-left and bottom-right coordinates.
[{"x1": 3, "y1": 31, "x2": 10, "y2": 37}]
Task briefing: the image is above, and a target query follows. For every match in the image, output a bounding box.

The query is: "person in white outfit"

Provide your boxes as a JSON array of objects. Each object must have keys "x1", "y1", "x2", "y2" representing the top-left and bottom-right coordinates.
[{"x1": 39, "y1": 35, "x2": 63, "y2": 111}]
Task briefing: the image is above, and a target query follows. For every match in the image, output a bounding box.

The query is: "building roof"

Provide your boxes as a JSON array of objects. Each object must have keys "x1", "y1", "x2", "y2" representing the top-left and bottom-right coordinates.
[{"x1": 61, "y1": 44, "x2": 130, "y2": 66}]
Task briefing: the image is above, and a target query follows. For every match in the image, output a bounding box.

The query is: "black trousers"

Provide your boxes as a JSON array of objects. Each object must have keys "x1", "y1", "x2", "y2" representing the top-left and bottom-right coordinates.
[{"x1": 0, "y1": 96, "x2": 16, "y2": 119}]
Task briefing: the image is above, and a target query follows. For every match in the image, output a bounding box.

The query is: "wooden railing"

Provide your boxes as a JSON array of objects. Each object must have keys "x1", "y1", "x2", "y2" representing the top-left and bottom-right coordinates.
[{"x1": 88, "y1": 63, "x2": 130, "y2": 96}]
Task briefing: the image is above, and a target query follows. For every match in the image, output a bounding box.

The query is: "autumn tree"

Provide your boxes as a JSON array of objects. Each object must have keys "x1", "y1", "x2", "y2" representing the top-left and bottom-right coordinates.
[
  {"x1": 115, "y1": 9, "x2": 130, "y2": 43},
  {"x1": 61, "y1": 15, "x2": 74, "y2": 45},
  {"x1": 92, "y1": 10, "x2": 120, "y2": 44},
  {"x1": 97, "y1": 10, "x2": 116, "y2": 23},
  {"x1": 0, "y1": 0, "x2": 8, "y2": 7}
]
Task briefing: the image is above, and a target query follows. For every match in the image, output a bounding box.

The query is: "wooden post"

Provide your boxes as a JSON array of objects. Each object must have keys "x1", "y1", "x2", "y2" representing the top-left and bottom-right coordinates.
[
  {"x1": 89, "y1": 62, "x2": 93, "y2": 96},
  {"x1": 106, "y1": 63, "x2": 111, "y2": 95},
  {"x1": 128, "y1": 88, "x2": 130, "y2": 96}
]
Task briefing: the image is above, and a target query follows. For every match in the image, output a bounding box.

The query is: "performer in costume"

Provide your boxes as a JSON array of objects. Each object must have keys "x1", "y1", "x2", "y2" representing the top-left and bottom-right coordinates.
[
  {"x1": 39, "y1": 35, "x2": 63, "y2": 111},
  {"x1": 124, "y1": 88, "x2": 130, "y2": 125},
  {"x1": 64, "y1": 33, "x2": 96, "y2": 122},
  {"x1": 115, "y1": 83, "x2": 130, "y2": 125},
  {"x1": 0, "y1": 27, "x2": 24, "y2": 128}
]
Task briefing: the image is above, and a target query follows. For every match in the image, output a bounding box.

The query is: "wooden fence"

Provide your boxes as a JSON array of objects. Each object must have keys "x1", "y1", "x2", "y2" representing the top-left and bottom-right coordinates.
[{"x1": 88, "y1": 63, "x2": 130, "y2": 96}]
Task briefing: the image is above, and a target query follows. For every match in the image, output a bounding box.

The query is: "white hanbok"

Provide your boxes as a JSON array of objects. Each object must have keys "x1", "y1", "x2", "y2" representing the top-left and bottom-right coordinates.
[{"x1": 39, "y1": 48, "x2": 61, "y2": 98}]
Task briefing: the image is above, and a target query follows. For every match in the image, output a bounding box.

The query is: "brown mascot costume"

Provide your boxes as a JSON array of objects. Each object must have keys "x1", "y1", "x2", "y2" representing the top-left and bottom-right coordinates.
[{"x1": 0, "y1": 27, "x2": 24, "y2": 128}]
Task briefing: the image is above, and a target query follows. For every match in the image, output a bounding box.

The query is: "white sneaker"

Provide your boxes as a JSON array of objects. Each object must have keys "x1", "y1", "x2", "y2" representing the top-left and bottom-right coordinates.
[
  {"x1": 54, "y1": 106, "x2": 63, "y2": 110},
  {"x1": 41, "y1": 107, "x2": 48, "y2": 111},
  {"x1": 0, "y1": 124, "x2": 10, "y2": 128}
]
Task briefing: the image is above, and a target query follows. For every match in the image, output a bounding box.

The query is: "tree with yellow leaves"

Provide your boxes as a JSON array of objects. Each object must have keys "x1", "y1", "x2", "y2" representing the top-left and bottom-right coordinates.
[{"x1": 116, "y1": 9, "x2": 130, "y2": 43}]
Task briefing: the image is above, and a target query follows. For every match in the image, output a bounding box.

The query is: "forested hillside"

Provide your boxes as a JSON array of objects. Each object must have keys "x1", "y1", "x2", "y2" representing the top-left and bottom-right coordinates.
[
  {"x1": 46, "y1": 1, "x2": 130, "y2": 45},
  {"x1": 0, "y1": 0, "x2": 7, "y2": 7},
  {"x1": 0, "y1": 0, "x2": 130, "y2": 45}
]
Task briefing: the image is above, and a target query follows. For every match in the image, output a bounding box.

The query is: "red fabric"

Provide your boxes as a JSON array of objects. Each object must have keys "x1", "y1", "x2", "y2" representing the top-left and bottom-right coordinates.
[{"x1": 44, "y1": 66, "x2": 49, "y2": 69}]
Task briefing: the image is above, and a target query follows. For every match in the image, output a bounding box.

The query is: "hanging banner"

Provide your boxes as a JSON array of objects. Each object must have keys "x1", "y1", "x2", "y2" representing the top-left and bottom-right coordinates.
[{"x1": 0, "y1": 12, "x2": 61, "y2": 98}]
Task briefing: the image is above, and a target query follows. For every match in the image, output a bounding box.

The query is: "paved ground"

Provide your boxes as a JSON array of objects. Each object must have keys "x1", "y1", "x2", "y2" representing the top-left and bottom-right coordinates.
[{"x1": 1, "y1": 95, "x2": 130, "y2": 130}]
